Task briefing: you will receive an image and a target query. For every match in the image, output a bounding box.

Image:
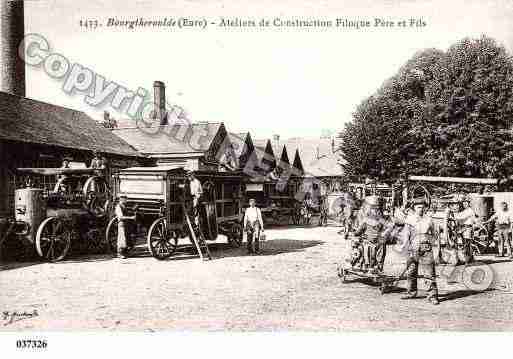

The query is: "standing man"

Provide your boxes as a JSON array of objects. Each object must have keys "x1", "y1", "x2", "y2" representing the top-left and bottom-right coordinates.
[
  {"x1": 484, "y1": 201, "x2": 513, "y2": 258},
  {"x1": 353, "y1": 195, "x2": 391, "y2": 273},
  {"x1": 402, "y1": 198, "x2": 439, "y2": 305},
  {"x1": 187, "y1": 172, "x2": 203, "y2": 224},
  {"x1": 453, "y1": 196, "x2": 477, "y2": 264},
  {"x1": 244, "y1": 198, "x2": 264, "y2": 254},
  {"x1": 188, "y1": 172, "x2": 203, "y2": 209},
  {"x1": 115, "y1": 195, "x2": 136, "y2": 259}
]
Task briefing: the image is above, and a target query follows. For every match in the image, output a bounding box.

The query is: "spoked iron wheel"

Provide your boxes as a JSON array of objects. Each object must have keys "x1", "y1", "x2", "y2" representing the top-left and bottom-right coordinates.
[
  {"x1": 36, "y1": 217, "x2": 72, "y2": 262},
  {"x1": 147, "y1": 218, "x2": 178, "y2": 260},
  {"x1": 105, "y1": 217, "x2": 118, "y2": 254},
  {"x1": 228, "y1": 222, "x2": 244, "y2": 248}
]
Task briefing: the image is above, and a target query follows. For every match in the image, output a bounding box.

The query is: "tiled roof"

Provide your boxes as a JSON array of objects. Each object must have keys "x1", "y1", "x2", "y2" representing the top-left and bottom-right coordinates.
[
  {"x1": 112, "y1": 122, "x2": 223, "y2": 155},
  {"x1": 0, "y1": 91, "x2": 141, "y2": 157}
]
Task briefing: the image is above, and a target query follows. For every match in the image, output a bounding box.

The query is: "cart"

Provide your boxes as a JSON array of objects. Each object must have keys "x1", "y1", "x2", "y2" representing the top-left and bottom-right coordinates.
[
  {"x1": 107, "y1": 166, "x2": 246, "y2": 260},
  {"x1": 245, "y1": 177, "x2": 302, "y2": 226}
]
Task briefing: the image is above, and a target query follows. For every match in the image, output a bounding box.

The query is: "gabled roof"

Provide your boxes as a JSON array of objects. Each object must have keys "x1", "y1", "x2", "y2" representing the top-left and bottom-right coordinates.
[
  {"x1": 0, "y1": 91, "x2": 141, "y2": 157},
  {"x1": 112, "y1": 122, "x2": 224, "y2": 155},
  {"x1": 228, "y1": 132, "x2": 255, "y2": 170},
  {"x1": 253, "y1": 139, "x2": 276, "y2": 171},
  {"x1": 284, "y1": 136, "x2": 343, "y2": 177},
  {"x1": 228, "y1": 132, "x2": 249, "y2": 157},
  {"x1": 292, "y1": 149, "x2": 304, "y2": 174}
]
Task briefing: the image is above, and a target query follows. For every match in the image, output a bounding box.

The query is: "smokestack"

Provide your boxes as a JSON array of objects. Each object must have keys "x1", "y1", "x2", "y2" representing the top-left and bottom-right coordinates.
[
  {"x1": 153, "y1": 81, "x2": 166, "y2": 125},
  {"x1": 1, "y1": 0, "x2": 25, "y2": 97}
]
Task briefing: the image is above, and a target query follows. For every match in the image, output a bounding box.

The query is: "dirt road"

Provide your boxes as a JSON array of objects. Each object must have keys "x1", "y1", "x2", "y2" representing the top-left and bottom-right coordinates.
[{"x1": 2, "y1": 224, "x2": 513, "y2": 331}]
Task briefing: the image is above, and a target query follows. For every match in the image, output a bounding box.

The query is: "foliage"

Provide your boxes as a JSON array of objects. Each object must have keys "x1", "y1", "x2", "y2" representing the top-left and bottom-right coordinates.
[{"x1": 340, "y1": 36, "x2": 513, "y2": 182}]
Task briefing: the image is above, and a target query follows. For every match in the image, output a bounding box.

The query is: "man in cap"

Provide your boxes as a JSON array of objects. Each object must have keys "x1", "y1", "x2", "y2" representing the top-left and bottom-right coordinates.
[
  {"x1": 484, "y1": 201, "x2": 513, "y2": 258},
  {"x1": 402, "y1": 198, "x2": 439, "y2": 305},
  {"x1": 353, "y1": 195, "x2": 391, "y2": 273},
  {"x1": 115, "y1": 195, "x2": 136, "y2": 259}
]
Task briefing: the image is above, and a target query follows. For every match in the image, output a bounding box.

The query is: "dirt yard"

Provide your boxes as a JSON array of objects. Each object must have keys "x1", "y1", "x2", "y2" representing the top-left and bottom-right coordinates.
[{"x1": 2, "y1": 223, "x2": 513, "y2": 331}]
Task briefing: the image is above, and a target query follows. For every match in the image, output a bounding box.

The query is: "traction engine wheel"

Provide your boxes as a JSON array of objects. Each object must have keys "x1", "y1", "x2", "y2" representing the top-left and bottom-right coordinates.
[
  {"x1": 147, "y1": 217, "x2": 178, "y2": 260},
  {"x1": 36, "y1": 217, "x2": 72, "y2": 262},
  {"x1": 105, "y1": 217, "x2": 118, "y2": 254}
]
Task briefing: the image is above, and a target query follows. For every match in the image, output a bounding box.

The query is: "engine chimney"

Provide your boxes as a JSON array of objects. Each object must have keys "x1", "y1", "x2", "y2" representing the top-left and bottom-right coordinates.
[
  {"x1": 153, "y1": 80, "x2": 166, "y2": 125},
  {"x1": 1, "y1": 0, "x2": 25, "y2": 97}
]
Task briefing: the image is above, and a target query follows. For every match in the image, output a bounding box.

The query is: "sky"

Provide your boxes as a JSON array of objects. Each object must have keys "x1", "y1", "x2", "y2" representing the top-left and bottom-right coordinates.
[{"x1": 4, "y1": 0, "x2": 513, "y2": 139}]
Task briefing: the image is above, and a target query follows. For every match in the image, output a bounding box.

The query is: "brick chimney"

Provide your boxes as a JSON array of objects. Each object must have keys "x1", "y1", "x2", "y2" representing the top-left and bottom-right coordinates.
[
  {"x1": 1, "y1": 0, "x2": 25, "y2": 97},
  {"x1": 272, "y1": 134, "x2": 280, "y2": 149},
  {"x1": 153, "y1": 80, "x2": 166, "y2": 125}
]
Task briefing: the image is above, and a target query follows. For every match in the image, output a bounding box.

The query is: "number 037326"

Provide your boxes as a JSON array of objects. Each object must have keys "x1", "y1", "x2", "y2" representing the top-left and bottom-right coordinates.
[{"x1": 16, "y1": 339, "x2": 48, "y2": 349}]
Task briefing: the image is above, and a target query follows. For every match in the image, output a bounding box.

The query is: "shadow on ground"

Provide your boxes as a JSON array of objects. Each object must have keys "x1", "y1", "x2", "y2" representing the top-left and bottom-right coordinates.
[
  {"x1": 439, "y1": 288, "x2": 495, "y2": 303},
  {"x1": 210, "y1": 238, "x2": 325, "y2": 259}
]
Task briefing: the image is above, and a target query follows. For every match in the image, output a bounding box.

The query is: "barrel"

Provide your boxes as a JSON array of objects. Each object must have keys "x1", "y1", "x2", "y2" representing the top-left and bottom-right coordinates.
[
  {"x1": 470, "y1": 195, "x2": 493, "y2": 222},
  {"x1": 14, "y1": 188, "x2": 46, "y2": 243}
]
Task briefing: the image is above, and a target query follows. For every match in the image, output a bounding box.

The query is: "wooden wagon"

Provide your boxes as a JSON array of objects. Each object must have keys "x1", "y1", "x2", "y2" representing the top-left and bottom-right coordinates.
[{"x1": 106, "y1": 166, "x2": 246, "y2": 260}]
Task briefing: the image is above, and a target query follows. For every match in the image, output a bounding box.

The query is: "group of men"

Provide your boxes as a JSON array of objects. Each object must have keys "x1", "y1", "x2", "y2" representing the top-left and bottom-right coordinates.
[
  {"x1": 114, "y1": 171, "x2": 265, "y2": 259},
  {"x1": 349, "y1": 191, "x2": 513, "y2": 305},
  {"x1": 349, "y1": 195, "x2": 440, "y2": 305}
]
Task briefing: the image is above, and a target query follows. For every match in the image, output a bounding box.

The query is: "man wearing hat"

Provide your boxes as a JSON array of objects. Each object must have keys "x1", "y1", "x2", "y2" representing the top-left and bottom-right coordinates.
[
  {"x1": 484, "y1": 201, "x2": 513, "y2": 258},
  {"x1": 115, "y1": 195, "x2": 136, "y2": 259},
  {"x1": 402, "y1": 198, "x2": 439, "y2": 305},
  {"x1": 353, "y1": 195, "x2": 391, "y2": 272}
]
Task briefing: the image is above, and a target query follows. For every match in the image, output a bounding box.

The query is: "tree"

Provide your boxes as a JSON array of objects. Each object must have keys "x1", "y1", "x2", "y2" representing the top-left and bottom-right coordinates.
[{"x1": 340, "y1": 36, "x2": 513, "y2": 181}]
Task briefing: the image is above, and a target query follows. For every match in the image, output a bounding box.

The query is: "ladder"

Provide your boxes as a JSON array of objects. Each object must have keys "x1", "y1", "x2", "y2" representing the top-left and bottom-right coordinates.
[
  {"x1": 0, "y1": 220, "x2": 16, "y2": 261},
  {"x1": 184, "y1": 206, "x2": 212, "y2": 261}
]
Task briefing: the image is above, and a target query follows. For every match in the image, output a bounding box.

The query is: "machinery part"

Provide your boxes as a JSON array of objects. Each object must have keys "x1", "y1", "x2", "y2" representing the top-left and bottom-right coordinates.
[
  {"x1": 105, "y1": 217, "x2": 118, "y2": 254},
  {"x1": 14, "y1": 188, "x2": 46, "y2": 243},
  {"x1": 85, "y1": 227, "x2": 104, "y2": 253},
  {"x1": 227, "y1": 222, "x2": 243, "y2": 248},
  {"x1": 147, "y1": 217, "x2": 178, "y2": 260},
  {"x1": 408, "y1": 184, "x2": 431, "y2": 209},
  {"x1": 35, "y1": 217, "x2": 72, "y2": 262},
  {"x1": 83, "y1": 176, "x2": 111, "y2": 218}
]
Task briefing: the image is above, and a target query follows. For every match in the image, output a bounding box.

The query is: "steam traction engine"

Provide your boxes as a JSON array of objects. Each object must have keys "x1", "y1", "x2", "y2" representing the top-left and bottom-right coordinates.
[{"x1": 10, "y1": 168, "x2": 111, "y2": 262}]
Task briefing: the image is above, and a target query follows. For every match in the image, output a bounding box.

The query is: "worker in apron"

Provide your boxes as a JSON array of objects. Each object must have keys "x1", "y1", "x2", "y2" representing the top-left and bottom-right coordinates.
[
  {"x1": 453, "y1": 196, "x2": 477, "y2": 264},
  {"x1": 244, "y1": 198, "x2": 264, "y2": 254},
  {"x1": 402, "y1": 198, "x2": 439, "y2": 305},
  {"x1": 115, "y1": 195, "x2": 136, "y2": 259}
]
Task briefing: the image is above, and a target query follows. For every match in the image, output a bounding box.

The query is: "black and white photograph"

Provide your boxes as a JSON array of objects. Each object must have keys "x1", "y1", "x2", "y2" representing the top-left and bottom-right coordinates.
[{"x1": 2, "y1": 0, "x2": 513, "y2": 355}]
